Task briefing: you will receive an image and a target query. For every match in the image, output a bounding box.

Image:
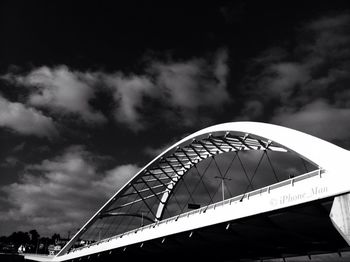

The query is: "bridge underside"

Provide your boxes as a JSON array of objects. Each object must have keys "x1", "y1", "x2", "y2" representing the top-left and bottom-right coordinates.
[{"x1": 60, "y1": 197, "x2": 349, "y2": 262}]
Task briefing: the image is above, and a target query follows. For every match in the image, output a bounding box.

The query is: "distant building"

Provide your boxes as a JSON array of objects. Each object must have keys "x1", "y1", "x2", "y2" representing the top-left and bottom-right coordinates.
[{"x1": 48, "y1": 245, "x2": 61, "y2": 256}]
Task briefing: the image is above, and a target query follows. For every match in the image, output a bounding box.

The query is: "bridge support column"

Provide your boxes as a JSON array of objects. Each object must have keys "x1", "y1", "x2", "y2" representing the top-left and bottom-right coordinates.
[{"x1": 330, "y1": 192, "x2": 350, "y2": 245}]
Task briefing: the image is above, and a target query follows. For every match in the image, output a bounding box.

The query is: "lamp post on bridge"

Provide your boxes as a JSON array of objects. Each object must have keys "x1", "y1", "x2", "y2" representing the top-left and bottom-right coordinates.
[
  {"x1": 214, "y1": 176, "x2": 232, "y2": 201},
  {"x1": 139, "y1": 210, "x2": 149, "y2": 227}
]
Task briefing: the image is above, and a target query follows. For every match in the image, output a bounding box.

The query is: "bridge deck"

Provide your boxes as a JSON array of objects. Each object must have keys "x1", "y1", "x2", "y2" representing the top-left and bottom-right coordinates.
[
  {"x1": 48, "y1": 168, "x2": 350, "y2": 261},
  {"x1": 50, "y1": 197, "x2": 349, "y2": 262},
  {"x1": 66, "y1": 169, "x2": 323, "y2": 254}
]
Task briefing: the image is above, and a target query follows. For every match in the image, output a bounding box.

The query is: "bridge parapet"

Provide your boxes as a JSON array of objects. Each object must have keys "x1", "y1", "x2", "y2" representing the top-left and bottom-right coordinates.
[{"x1": 62, "y1": 168, "x2": 328, "y2": 260}]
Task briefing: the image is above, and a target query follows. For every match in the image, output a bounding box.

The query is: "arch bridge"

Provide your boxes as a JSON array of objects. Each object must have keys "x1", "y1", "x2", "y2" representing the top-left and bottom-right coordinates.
[{"x1": 27, "y1": 122, "x2": 350, "y2": 261}]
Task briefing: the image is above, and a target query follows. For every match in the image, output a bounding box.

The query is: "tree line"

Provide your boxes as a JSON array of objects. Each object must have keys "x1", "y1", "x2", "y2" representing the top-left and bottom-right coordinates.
[{"x1": 0, "y1": 230, "x2": 62, "y2": 254}]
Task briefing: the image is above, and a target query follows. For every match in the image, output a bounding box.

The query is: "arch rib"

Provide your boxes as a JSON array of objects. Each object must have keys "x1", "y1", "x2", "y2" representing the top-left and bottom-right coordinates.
[{"x1": 58, "y1": 122, "x2": 350, "y2": 256}]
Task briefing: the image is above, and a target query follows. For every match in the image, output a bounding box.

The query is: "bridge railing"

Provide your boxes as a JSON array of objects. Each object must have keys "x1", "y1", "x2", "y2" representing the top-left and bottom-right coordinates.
[{"x1": 68, "y1": 168, "x2": 324, "y2": 254}]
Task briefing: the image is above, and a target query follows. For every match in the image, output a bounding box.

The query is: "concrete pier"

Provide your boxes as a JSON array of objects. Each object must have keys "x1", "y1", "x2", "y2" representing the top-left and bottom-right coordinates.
[{"x1": 331, "y1": 192, "x2": 350, "y2": 245}]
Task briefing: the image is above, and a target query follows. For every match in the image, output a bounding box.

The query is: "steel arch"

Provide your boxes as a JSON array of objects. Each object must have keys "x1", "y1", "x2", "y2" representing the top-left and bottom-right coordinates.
[{"x1": 58, "y1": 121, "x2": 350, "y2": 256}]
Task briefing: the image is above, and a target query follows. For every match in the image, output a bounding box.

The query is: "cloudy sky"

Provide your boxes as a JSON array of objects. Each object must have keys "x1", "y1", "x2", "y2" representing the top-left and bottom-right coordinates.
[{"x1": 0, "y1": 1, "x2": 350, "y2": 237}]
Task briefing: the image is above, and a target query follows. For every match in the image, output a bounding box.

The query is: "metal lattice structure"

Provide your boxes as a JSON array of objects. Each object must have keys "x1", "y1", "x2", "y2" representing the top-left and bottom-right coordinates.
[
  {"x1": 104, "y1": 133, "x2": 287, "y2": 221},
  {"x1": 57, "y1": 122, "x2": 350, "y2": 256}
]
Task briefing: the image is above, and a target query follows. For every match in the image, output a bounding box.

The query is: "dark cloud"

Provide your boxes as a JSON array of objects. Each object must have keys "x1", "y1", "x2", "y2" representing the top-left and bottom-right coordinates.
[
  {"x1": 143, "y1": 132, "x2": 191, "y2": 158},
  {"x1": 239, "y1": 13, "x2": 350, "y2": 142},
  {"x1": 0, "y1": 156, "x2": 20, "y2": 168},
  {"x1": 272, "y1": 99, "x2": 350, "y2": 140},
  {"x1": 12, "y1": 142, "x2": 26, "y2": 152},
  {"x1": 0, "y1": 146, "x2": 139, "y2": 236}
]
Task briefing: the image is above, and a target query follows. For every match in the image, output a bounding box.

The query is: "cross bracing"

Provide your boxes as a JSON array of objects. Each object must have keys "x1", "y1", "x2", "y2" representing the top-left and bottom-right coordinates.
[{"x1": 102, "y1": 133, "x2": 287, "y2": 221}]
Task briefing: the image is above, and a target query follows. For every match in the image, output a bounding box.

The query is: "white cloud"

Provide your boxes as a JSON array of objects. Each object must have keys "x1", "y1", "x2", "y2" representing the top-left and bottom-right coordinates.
[
  {"x1": 150, "y1": 49, "x2": 231, "y2": 126},
  {"x1": 96, "y1": 164, "x2": 140, "y2": 197},
  {"x1": 102, "y1": 49, "x2": 231, "y2": 130},
  {"x1": 272, "y1": 100, "x2": 350, "y2": 140},
  {"x1": 0, "y1": 95, "x2": 57, "y2": 138},
  {"x1": 13, "y1": 66, "x2": 106, "y2": 124},
  {"x1": 3, "y1": 49, "x2": 231, "y2": 131},
  {"x1": 0, "y1": 146, "x2": 139, "y2": 236},
  {"x1": 153, "y1": 49, "x2": 230, "y2": 110},
  {"x1": 103, "y1": 73, "x2": 156, "y2": 130}
]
